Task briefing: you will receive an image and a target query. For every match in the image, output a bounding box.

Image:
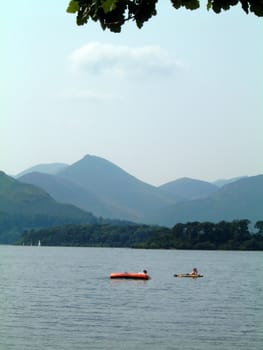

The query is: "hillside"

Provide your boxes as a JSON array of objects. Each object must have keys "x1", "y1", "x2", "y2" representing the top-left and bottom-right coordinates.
[
  {"x1": 57, "y1": 154, "x2": 174, "y2": 222},
  {"x1": 18, "y1": 171, "x2": 128, "y2": 219},
  {"x1": 16, "y1": 162, "x2": 68, "y2": 178},
  {"x1": 159, "y1": 177, "x2": 218, "y2": 202},
  {"x1": 213, "y1": 176, "x2": 248, "y2": 187},
  {"x1": 147, "y1": 175, "x2": 263, "y2": 227},
  {"x1": 0, "y1": 171, "x2": 97, "y2": 243}
]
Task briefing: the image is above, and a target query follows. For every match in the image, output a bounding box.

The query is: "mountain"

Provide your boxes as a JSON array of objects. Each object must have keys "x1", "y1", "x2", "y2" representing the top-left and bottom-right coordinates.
[
  {"x1": 213, "y1": 176, "x2": 248, "y2": 187},
  {"x1": 12, "y1": 155, "x2": 263, "y2": 228},
  {"x1": 18, "y1": 171, "x2": 125, "y2": 219},
  {"x1": 158, "y1": 177, "x2": 218, "y2": 202},
  {"x1": 57, "y1": 154, "x2": 174, "y2": 222},
  {"x1": 147, "y1": 175, "x2": 263, "y2": 227},
  {"x1": 0, "y1": 171, "x2": 97, "y2": 243},
  {"x1": 16, "y1": 163, "x2": 68, "y2": 178}
]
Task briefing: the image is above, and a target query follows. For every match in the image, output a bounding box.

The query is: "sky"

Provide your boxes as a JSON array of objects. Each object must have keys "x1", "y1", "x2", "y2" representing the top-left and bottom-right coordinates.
[{"x1": 1, "y1": 1, "x2": 262, "y2": 186}]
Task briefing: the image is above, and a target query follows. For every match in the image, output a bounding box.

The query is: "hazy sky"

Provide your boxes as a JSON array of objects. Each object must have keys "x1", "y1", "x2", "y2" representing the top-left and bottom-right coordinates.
[{"x1": 1, "y1": 1, "x2": 262, "y2": 186}]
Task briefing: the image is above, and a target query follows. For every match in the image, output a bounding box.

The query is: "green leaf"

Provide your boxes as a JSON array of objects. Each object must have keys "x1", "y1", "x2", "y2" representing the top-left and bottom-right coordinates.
[
  {"x1": 185, "y1": 0, "x2": 200, "y2": 10},
  {"x1": 67, "y1": 0, "x2": 80, "y2": 13},
  {"x1": 171, "y1": 0, "x2": 200, "y2": 10},
  {"x1": 101, "y1": 0, "x2": 119, "y2": 13}
]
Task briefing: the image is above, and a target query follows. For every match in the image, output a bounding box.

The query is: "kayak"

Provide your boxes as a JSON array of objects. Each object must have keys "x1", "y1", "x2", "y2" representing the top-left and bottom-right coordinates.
[
  {"x1": 174, "y1": 274, "x2": 204, "y2": 278},
  {"x1": 110, "y1": 272, "x2": 150, "y2": 280}
]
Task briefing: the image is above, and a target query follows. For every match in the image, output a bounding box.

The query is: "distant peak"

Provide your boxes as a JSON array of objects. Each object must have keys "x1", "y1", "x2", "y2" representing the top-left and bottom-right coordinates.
[
  {"x1": 177, "y1": 177, "x2": 194, "y2": 182},
  {"x1": 79, "y1": 154, "x2": 112, "y2": 165},
  {"x1": 170, "y1": 177, "x2": 205, "y2": 184},
  {"x1": 82, "y1": 154, "x2": 91, "y2": 159},
  {"x1": 81, "y1": 154, "x2": 102, "y2": 161}
]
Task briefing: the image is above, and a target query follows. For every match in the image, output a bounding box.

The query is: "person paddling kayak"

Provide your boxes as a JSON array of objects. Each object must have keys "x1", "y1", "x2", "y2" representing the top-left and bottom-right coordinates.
[
  {"x1": 190, "y1": 267, "x2": 198, "y2": 276},
  {"x1": 174, "y1": 268, "x2": 203, "y2": 278}
]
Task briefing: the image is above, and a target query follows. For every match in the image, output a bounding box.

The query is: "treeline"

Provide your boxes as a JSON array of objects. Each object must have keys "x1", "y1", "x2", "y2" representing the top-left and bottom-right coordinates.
[
  {"x1": 137, "y1": 220, "x2": 263, "y2": 250},
  {"x1": 0, "y1": 211, "x2": 141, "y2": 244},
  {"x1": 18, "y1": 224, "x2": 167, "y2": 247},
  {"x1": 0, "y1": 212, "x2": 98, "y2": 244},
  {"x1": 18, "y1": 220, "x2": 263, "y2": 250}
]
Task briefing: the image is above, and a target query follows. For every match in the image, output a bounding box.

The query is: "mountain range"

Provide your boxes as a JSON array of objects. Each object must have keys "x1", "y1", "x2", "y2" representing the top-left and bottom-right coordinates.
[
  {"x1": 17, "y1": 154, "x2": 262, "y2": 225},
  {"x1": 1, "y1": 154, "x2": 262, "y2": 243},
  {"x1": 147, "y1": 175, "x2": 263, "y2": 226},
  {"x1": 19, "y1": 155, "x2": 174, "y2": 222}
]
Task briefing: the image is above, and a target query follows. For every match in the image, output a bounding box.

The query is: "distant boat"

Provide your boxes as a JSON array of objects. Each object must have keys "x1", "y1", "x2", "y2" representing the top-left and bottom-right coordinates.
[{"x1": 38, "y1": 240, "x2": 41, "y2": 247}]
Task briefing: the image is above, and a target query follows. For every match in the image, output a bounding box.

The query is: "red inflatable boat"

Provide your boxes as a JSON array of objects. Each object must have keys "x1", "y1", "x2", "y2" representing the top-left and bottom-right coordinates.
[{"x1": 110, "y1": 272, "x2": 150, "y2": 280}]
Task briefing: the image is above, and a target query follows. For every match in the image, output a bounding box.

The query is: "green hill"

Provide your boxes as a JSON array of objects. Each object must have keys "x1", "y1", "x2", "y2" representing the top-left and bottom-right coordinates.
[{"x1": 0, "y1": 171, "x2": 97, "y2": 243}]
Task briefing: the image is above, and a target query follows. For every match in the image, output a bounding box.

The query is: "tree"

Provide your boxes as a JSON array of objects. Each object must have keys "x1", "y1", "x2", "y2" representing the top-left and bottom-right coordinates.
[
  {"x1": 255, "y1": 221, "x2": 263, "y2": 235},
  {"x1": 67, "y1": 0, "x2": 263, "y2": 33},
  {"x1": 230, "y1": 219, "x2": 251, "y2": 241}
]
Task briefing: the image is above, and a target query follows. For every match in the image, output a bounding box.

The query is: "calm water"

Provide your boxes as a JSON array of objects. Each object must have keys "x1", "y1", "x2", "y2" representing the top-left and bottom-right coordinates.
[{"x1": 0, "y1": 246, "x2": 262, "y2": 350}]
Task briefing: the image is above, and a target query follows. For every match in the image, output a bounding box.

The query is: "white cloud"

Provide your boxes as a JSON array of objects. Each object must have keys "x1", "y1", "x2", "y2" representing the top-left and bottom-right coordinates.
[{"x1": 70, "y1": 42, "x2": 181, "y2": 78}]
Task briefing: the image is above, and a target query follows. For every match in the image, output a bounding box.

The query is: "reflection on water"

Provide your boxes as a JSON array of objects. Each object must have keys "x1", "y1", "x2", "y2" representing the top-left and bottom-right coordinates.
[{"x1": 0, "y1": 246, "x2": 262, "y2": 350}]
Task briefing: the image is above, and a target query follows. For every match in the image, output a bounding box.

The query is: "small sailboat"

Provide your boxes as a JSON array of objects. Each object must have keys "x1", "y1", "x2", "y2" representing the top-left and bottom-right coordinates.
[{"x1": 38, "y1": 240, "x2": 41, "y2": 247}]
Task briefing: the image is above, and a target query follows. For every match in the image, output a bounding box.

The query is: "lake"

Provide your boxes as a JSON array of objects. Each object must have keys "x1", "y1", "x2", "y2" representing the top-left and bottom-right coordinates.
[{"x1": 0, "y1": 246, "x2": 262, "y2": 350}]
